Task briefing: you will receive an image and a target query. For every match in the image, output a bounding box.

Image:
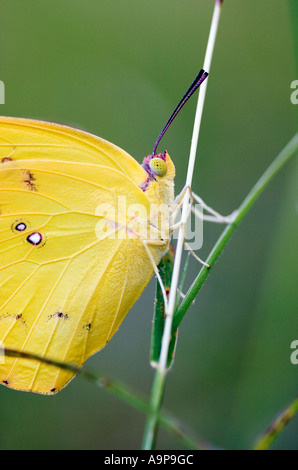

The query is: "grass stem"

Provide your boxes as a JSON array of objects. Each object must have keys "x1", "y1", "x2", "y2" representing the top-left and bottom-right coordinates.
[{"x1": 143, "y1": 0, "x2": 224, "y2": 449}]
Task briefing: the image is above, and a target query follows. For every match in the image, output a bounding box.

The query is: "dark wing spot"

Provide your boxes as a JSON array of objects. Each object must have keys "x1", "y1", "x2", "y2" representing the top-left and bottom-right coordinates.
[
  {"x1": 11, "y1": 219, "x2": 30, "y2": 234},
  {"x1": 50, "y1": 388, "x2": 56, "y2": 393},
  {"x1": 15, "y1": 314, "x2": 27, "y2": 325},
  {"x1": 1, "y1": 157, "x2": 13, "y2": 163},
  {"x1": 22, "y1": 169, "x2": 37, "y2": 191},
  {"x1": 59, "y1": 313, "x2": 68, "y2": 320},
  {"x1": 48, "y1": 312, "x2": 69, "y2": 321},
  {"x1": 2, "y1": 380, "x2": 8, "y2": 385},
  {"x1": 15, "y1": 222, "x2": 27, "y2": 232},
  {"x1": 27, "y1": 232, "x2": 43, "y2": 246},
  {"x1": 84, "y1": 323, "x2": 92, "y2": 331},
  {"x1": 0, "y1": 312, "x2": 26, "y2": 326}
]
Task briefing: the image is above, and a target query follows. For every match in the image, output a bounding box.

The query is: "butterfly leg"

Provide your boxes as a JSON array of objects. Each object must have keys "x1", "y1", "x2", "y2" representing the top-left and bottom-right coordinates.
[
  {"x1": 184, "y1": 192, "x2": 236, "y2": 267},
  {"x1": 184, "y1": 241, "x2": 210, "y2": 268},
  {"x1": 172, "y1": 185, "x2": 237, "y2": 225},
  {"x1": 170, "y1": 188, "x2": 213, "y2": 269},
  {"x1": 142, "y1": 240, "x2": 169, "y2": 312},
  {"x1": 192, "y1": 191, "x2": 238, "y2": 224},
  {"x1": 184, "y1": 193, "x2": 237, "y2": 267},
  {"x1": 173, "y1": 184, "x2": 237, "y2": 224},
  {"x1": 170, "y1": 200, "x2": 193, "y2": 232},
  {"x1": 171, "y1": 185, "x2": 193, "y2": 222},
  {"x1": 171, "y1": 218, "x2": 211, "y2": 269},
  {"x1": 174, "y1": 184, "x2": 193, "y2": 205}
]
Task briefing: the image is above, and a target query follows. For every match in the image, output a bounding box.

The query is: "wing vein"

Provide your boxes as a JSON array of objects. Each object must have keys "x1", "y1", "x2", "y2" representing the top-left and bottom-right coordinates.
[
  {"x1": 0, "y1": 189, "x2": 71, "y2": 211},
  {"x1": 51, "y1": 240, "x2": 126, "y2": 388},
  {"x1": 6, "y1": 259, "x2": 72, "y2": 381}
]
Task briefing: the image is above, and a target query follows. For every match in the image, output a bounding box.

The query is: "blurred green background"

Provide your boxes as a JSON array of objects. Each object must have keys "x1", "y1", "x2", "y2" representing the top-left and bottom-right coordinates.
[{"x1": 0, "y1": 0, "x2": 297, "y2": 450}]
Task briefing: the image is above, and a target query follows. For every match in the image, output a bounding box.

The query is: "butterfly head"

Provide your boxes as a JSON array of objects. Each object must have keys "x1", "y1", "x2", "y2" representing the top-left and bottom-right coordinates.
[{"x1": 141, "y1": 151, "x2": 175, "y2": 191}]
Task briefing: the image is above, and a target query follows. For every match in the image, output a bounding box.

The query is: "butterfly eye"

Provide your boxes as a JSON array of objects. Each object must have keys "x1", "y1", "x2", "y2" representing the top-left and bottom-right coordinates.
[{"x1": 149, "y1": 157, "x2": 167, "y2": 177}]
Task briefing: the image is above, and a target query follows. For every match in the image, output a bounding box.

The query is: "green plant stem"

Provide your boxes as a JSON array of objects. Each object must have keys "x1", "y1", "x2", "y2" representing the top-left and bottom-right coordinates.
[
  {"x1": 141, "y1": 132, "x2": 298, "y2": 450},
  {"x1": 142, "y1": 368, "x2": 165, "y2": 450},
  {"x1": 143, "y1": 0, "x2": 224, "y2": 449},
  {"x1": 173, "y1": 133, "x2": 298, "y2": 331},
  {"x1": 1, "y1": 347, "x2": 211, "y2": 450},
  {"x1": 253, "y1": 396, "x2": 298, "y2": 450}
]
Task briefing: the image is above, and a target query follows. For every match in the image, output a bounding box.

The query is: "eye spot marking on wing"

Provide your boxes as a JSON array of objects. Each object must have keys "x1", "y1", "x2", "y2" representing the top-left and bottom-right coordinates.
[
  {"x1": 11, "y1": 219, "x2": 30, "y2": 234},
  {"x1": 22, "y1": 169, "x2": 37, "y2": 191},
  {"x1": 83, "y1": 323, "x2": 92, "y2": 331},
  {"x1": 50, "y1": 388, "x2": 56, "y2": 393},
  {"x1": 48, "y1": 311, "x2": 69, "y2": 321},
  {"x1": 26, "y1": 232, "x2": 43, "y2": 246},
  {"x1": 2, "y1": 380, "x2": 9, "y2": 385},
  {"x1": 15, "y1": 222, "x2": 27, "y2": 232}
]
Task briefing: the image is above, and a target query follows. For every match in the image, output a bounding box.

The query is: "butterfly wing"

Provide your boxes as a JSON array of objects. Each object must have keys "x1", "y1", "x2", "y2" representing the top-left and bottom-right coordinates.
[
  {"x1": 0, "y1": 118, "x2": 164, "y2": 394},
  {"x1": 0, "y1": 116, "x2": 148, "y2": 184}
]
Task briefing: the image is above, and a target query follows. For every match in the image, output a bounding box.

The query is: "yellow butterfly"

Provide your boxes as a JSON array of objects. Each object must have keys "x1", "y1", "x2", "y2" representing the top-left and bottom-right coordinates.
[{"x1": 0, "y1": 70, "x2": 208, "y2": 394}]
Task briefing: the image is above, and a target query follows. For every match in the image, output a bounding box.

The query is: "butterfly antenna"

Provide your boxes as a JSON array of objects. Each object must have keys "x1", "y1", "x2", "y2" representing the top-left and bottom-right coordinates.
[{"x1": 152, "y1": 69, "x2": 209, "y2": 155}]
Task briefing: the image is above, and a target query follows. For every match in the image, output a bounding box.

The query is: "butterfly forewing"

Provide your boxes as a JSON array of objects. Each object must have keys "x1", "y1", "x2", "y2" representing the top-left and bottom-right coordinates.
[{"x1": 0, "y1": 118, "x2": 170, "y2": 393}]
